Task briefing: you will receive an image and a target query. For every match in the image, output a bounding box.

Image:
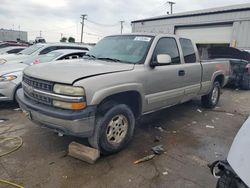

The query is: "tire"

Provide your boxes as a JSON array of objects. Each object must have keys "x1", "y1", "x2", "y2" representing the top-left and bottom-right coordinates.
[
  {"x1": 216, "y1": 174, "x2": 247, "y2": 188},
  {"x1": 202, "y1": 81, "x2": 221, "y2": 108},
  {"x1": 240, "y1": 73, "x2": 250, "y2": 90},
  {"x1": 88, "y1": 104, "x2": 135, "y2": 155},
  {"x1": 216, "y1": 174, "x2": 237, "y2": 188}
]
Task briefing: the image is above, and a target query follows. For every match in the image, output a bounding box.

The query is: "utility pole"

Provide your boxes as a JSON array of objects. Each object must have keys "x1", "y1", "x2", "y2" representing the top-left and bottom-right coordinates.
[
  {"x1": 80, "y1": 14, "x2": 87, "y2": 43},
  {"x1": 167, "y1": 1, "x2": 176, "y2": 14},
  {"x1": 120, "y1": 21, "x2": 124, "y2": 34},
  {"x1": 39, "y1": 30, "x2": 42, "y2": 37}
]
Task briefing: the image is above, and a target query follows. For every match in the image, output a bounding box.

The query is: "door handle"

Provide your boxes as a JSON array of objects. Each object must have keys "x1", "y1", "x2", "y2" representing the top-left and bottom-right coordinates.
[{"x1": 178, "y1": 70, "x2": 185, "y2": 76}]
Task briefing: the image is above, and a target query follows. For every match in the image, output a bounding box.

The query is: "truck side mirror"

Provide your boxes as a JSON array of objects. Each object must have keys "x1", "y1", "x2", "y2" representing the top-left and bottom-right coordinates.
[{"x1": 157, "y1": 54, "x2": 172, "y2": 65}]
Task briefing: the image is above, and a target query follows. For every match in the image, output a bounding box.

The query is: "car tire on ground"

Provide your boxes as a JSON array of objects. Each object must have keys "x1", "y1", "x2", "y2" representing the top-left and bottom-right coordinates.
[
  {"x1": 202, "y1": 81, "x2": 221, "y2": 108},
  {"x1": 88, "y1": 104, "x2": 135, "y2": 155}
]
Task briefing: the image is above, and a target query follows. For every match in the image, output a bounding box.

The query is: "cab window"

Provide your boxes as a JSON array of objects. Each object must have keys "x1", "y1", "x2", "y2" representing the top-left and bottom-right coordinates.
[
  {"x1": 152, "y1": 37, "x2": 180, "y2": 65},
  {"x1": 179, "y1": 38, "x2": 196, "y2": 63}
]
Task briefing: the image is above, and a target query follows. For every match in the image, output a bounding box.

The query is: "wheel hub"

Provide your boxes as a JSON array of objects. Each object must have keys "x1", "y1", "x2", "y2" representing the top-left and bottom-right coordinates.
[
  {"x1": 106, "y1": 115, "x2": 128, "y2": 144},
  {"x1": 211, "y1": 86, "x2": 219, "y2": 104}
]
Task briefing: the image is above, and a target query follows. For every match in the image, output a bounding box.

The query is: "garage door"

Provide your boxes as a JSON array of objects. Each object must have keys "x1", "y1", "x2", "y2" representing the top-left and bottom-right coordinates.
[{"x1": 175, "y1": 25, "x2": 232, "y2": 44}]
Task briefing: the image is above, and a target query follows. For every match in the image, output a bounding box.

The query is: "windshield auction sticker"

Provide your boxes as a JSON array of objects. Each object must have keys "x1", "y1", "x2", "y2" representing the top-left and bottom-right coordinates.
[{"x1": 134, "y1": 36, "x2": 151, "y2": 42}]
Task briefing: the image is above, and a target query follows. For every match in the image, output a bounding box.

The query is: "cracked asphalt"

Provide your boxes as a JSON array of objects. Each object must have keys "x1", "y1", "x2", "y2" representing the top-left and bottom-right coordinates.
[{"x1": 0, "y1": 88, "x2": 249, "y2": 188}]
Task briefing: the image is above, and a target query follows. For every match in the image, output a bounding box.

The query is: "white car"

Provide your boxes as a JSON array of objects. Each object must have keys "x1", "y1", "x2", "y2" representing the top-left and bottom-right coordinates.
[
  {"x1": 0, "y1": 49, "x2": 87, "y2": 102},
  {"x1": 0, "y1": 43, "x2": 91, "y2": 65},
  {"x1": 0, "y1": 46, "x2": 27, "y2": 54}
]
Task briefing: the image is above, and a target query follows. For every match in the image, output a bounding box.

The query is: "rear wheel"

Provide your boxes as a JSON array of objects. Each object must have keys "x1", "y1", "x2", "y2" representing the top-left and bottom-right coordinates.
[
  {"x1": 88, "y1": 103, "x2": 135, "y2": 155},
  {"x1": 202, "y1": 81, "x2": 221, "y2": 108}
]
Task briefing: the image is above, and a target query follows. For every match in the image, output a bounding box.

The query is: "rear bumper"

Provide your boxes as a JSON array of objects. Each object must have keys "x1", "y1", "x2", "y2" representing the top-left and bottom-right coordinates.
[
  {"x1": 0, "y1": 81, "x2": 17, "y2": 101},
  {"x1": 16, "y1": 89, "x2": 96, "y2": 137}
]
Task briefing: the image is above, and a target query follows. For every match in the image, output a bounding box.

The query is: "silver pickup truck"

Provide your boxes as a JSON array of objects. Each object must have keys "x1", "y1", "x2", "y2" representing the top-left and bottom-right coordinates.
[{"x1": 16, "y1": 33, "x2": 230, "y2": 154}]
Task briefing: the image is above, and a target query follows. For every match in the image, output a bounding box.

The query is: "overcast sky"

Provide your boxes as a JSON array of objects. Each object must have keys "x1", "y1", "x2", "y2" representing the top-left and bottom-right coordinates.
[{"x1": 0, "y1": 0, "x2": 249, "y2": 43}]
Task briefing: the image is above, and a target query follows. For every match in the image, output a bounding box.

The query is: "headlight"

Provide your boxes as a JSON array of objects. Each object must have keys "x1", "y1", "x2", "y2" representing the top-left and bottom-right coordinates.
[
  {"x1": 53, "y1": 84, "x2": 85, "y2": 96},
  {"x1": 0, "y1": 75, "x2": 17, "y2": 82},
  {"x1": 0, "y1": 59, "x2": 7, "y2": 65}
]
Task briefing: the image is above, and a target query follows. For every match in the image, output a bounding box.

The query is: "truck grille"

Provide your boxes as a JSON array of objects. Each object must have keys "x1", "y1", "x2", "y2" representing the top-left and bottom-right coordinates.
[
  {"x1": 23, "y1": 75, "x2": 54, "y2": 105},
  {"x1": 23, "y1": 75, "x2": 53, "y2": 92}
]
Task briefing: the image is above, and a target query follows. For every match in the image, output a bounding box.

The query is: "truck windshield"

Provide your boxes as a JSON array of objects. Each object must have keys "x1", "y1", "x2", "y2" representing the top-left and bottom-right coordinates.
[{"x1": 86, "y1": 35, "x2": 153, "y2": 64}]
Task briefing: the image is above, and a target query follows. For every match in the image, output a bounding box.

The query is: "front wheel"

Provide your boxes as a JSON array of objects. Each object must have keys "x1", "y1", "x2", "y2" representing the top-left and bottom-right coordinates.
[
  {"x1": 202, "y1": 81, "x2": 221, "y2": 108},
  {"x1": 88, "y1": 104, "x2": 135, "y2": 155}
]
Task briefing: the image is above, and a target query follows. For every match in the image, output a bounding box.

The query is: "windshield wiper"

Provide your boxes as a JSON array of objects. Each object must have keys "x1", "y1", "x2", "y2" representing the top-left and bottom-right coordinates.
[{"x1": 97, "y1": 57, "x2": 121, "y2": 62}]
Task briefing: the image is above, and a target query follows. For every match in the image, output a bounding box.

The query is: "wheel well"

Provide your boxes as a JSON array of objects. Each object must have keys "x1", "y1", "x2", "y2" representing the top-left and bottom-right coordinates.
[
  {"x1": 97, "y1": 91, "x2": 142, "y2": 118},
  {"x1": 13, "y1": 84, "x2": 22, "y2": 100},
  {"x1": 214, "y1": 75, "x2": 224, "y2": 86}
]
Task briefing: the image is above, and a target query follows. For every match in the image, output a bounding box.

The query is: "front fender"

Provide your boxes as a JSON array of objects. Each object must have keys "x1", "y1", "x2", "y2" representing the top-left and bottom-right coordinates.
[{"x1": 90, "y1": 83, "x2": 144, "y2": 107}]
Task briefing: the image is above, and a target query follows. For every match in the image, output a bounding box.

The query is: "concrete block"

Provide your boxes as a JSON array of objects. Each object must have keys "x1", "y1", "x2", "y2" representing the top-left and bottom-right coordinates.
[{"x1": 68, "y1": 142, "x2": 100, "y2": 164}]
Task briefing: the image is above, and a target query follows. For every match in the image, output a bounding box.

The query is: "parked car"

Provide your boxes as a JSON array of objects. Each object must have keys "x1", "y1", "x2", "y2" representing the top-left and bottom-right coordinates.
[
  {"x1": 209, "y1": 116, "x2": 250, "y2": 188},
  {"x1": 0, "y1": 41, "x2": 29, "y2": 49},
  {"x1": 0, "y1": 43, "x2": 91, "y2": 65},
  {"x1": 208, "y1": 47, "x2": 250, "y2": 90},
  {"x1": 16, "y1": 34, "x2": 230, "y2": 154},
  {"x1": 0, "y1": 49, "x2": 87, "y2": 102},
  {"x1": 0, "y1": 46, "x2": 27, "y2": 54}
]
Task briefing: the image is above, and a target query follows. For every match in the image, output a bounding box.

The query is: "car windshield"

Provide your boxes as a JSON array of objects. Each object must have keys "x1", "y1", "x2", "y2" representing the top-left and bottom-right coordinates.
[
  {"x1": 86, "y1": 35, "x2": 153, "y2": 64},
  {"x1": 23, "y1": 51, "x2": 62, "y2": 65},
  {"x1": 19, "y1": 44, "x2": 44, "y2": 55}
]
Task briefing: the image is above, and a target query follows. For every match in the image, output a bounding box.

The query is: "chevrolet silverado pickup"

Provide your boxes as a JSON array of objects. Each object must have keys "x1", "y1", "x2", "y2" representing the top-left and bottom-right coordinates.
[{"x1": 16, "y1": 34, "x2": 230, "y2": 154}]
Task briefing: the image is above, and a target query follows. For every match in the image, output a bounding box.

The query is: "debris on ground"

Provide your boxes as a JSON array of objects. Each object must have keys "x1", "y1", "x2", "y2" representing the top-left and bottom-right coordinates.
[
  {"x1": 211, "y1": 119, "x2": 215, "y2": 123},
  {"x1": 151, "y1": 145, "x2": 164, "y2": 155},
  {"x1": 0, "y1": 118, "x2": 8, "y2": 123},
  {"x1": 155, "y1": 126, "x2": 165, "y2": 132},
  {"x1": 226, "y1": 113, "x2": 234, "y2": 116},
  {"x1": 154, "y1": 136, "x2": 161, "y2": 142},
  {"x1": 13, "y1": 108, "x2": 21, "y2": 111},
  {"x1": 68, "y1": 142, "x2": 100, "y2": 164},
  {"x1": 206, "y1": 125, "x2": 215, "y2": 129},
  {"x1": 197, "y1": 109, "x2": 202, "y2": 113},
  {"x1": 134, "y1": 154, "x2": 155, "y2": 164},
  {"x1": 192, "y1": 121, "x2": 197, "y2": 124},
  {"x1": 172, "y1": 131, "x2": 177, "y2": 134},
  {"x1": 214, "y1": 152, "x2": 223, "y2": 158},
  {"x1": 162, "y1": 170, "x2": 168, "y2": 175},
  {"x1": 0, "y1": 136, "x2": 23, "y2": 157},
  {"x1": 58, "y1": 132, "x2": 63, "y2": 137}
]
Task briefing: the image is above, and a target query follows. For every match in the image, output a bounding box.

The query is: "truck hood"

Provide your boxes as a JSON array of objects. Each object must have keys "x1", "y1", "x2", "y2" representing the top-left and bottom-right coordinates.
[
  {"x1": 24, "y1": 59, "x2": 135, "y2": 84},
  {"x1": 0, "y1": 63, "x2": 28, "y2": 76},
  {"x1": 0, "y1": 54, "x2": 29, "y2": 64}
]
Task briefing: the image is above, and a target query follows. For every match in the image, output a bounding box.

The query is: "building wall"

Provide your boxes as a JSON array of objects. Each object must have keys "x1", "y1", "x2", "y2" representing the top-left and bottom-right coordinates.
[
  {"x1": 0, "y1": 29, "x2": 28, "y2": 42},
  {"x1": 132, "y1": 10, "x2": 250, "y2": 49},
  {"x1": 232, "y1": 21, "x2": 250, "y2": 50}
]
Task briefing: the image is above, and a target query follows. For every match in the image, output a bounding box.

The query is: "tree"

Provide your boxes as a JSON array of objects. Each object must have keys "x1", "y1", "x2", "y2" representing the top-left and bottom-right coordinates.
[
  {"x1": 60, "y1": 37, "x2": 67, "y2": 42},
  {"x1": 68, "y1": 37, "x2": 75, "y2": 43}
]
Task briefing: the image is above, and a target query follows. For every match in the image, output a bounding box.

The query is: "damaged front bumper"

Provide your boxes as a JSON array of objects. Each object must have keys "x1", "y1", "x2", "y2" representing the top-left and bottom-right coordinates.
[{"x1": 16, "y1": 89, "x2": 96, "y2": 137}]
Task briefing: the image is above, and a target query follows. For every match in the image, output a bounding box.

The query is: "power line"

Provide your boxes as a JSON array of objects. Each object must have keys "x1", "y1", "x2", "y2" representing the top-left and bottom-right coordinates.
[{"x1": 86, "y1": 19, "x2": 119, "y2": 27}]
